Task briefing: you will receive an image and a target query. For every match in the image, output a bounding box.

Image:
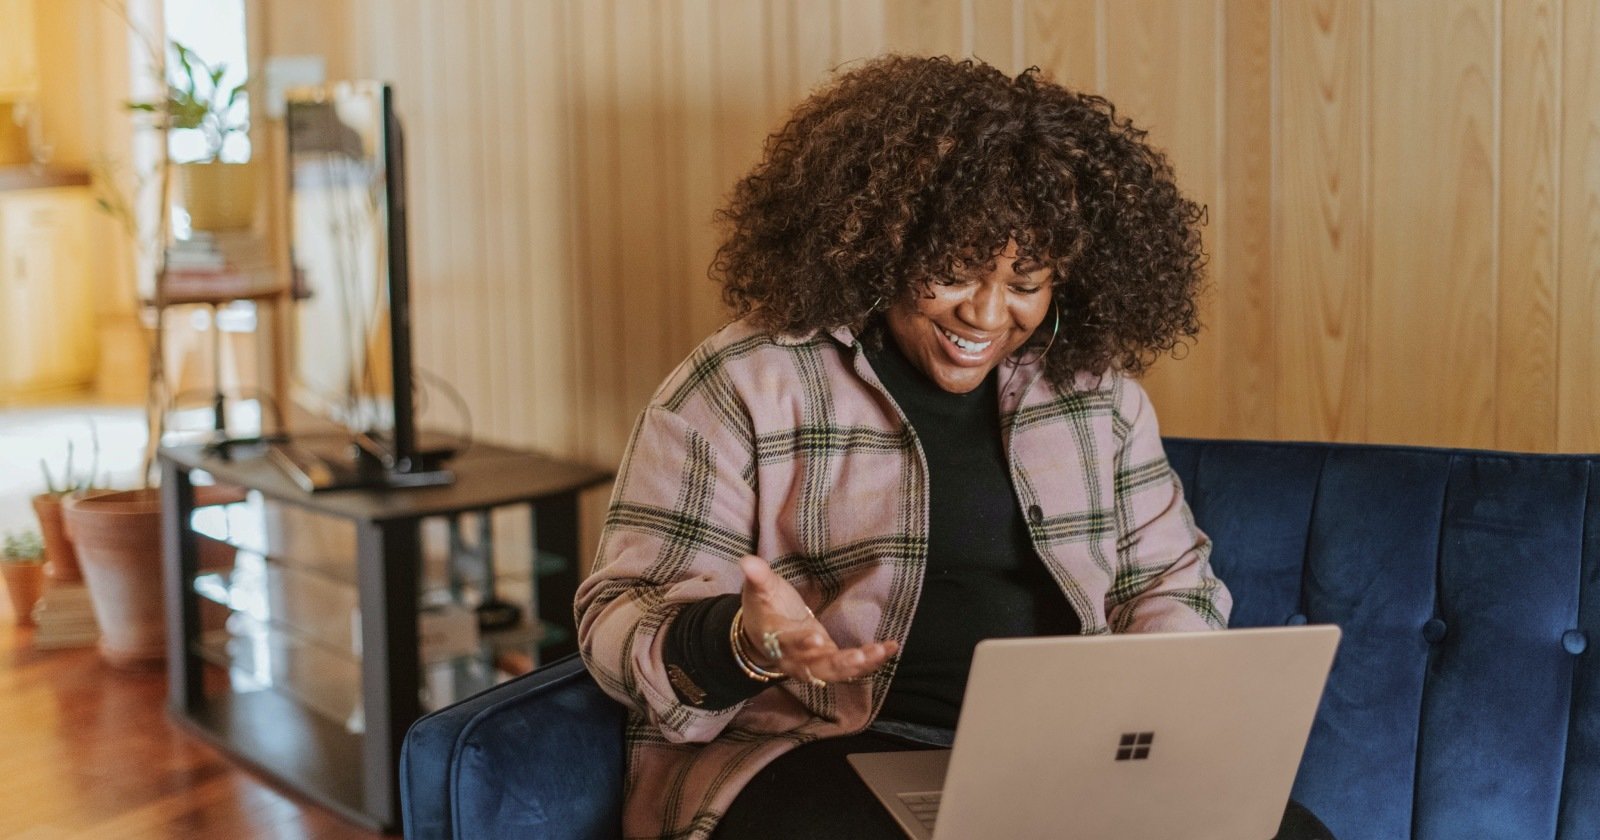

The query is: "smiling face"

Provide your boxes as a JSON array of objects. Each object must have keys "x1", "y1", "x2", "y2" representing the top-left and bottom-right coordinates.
[{"x1": 883, "y1": 240, "x2": 1056, "y2": 394}]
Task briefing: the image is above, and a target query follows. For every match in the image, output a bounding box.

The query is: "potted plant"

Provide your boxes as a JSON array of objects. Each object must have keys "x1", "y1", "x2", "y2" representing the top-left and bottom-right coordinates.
[
  {"x1": 62, "y1": 488, "x2": 166, "y2": 666},
  {"x1": 129, "y1": 40, "x2": 253, "y2": 231},
  {"x1": 63, "y1": 479, "x2": 243, "y2": 668},
  {"x1": 1, "y1": 531, "x2": 47, "y2": 626},
  {"x1": 32, "y1": 438, "x2": 103, "y2": 583}
]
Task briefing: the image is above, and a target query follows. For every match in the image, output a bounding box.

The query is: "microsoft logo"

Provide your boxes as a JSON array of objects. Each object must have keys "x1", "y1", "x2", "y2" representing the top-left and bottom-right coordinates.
[{"x1": 1115, "y1": 732, "x2": 1155, "y2": 761}]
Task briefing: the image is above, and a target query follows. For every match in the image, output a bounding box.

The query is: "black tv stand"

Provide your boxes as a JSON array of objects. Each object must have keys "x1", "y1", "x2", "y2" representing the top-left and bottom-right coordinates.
[
  {"x1": 159, "y1": 437, "x2": 612, "y2": 831},
  {"x1": 267, "y1": 436, "x2": 454, "y2": 493}
]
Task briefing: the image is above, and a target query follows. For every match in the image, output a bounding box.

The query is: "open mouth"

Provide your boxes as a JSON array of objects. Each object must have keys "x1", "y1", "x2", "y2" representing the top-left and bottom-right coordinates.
[{"x1": 938, "y1": 324, "x2": 993, "y2": 354}]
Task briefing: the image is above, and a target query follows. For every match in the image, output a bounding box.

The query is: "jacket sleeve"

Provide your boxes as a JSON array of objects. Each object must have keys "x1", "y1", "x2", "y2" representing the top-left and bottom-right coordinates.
[
  {"x1": 575, "y1": 404, "x2": 760, "y2": 743},
  {"x1": 1104, "y1": 379, "x2": 1233, "y2": 633}
]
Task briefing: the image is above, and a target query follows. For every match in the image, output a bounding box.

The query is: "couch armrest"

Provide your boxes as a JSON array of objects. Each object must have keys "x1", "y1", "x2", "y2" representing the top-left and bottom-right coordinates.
[{"x1": 401, "y1": 654, "x2": 626, "y2": 839}]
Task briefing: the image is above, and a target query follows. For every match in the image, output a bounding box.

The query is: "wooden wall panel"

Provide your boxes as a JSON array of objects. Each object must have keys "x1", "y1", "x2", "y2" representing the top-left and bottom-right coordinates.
[
  {"x1": 1368, "y1": 0, "x2": 1498, "y2": 448},
  {"x1": 835, "y1": 0, "x2": 887, "y2": 67},
  {"x1": 249, "y1": 0, "x2": 1600, "y2": 547},
  {"x1": 1219, "y1": 0, "x2": 1275, "y2": 439},
  {"x1": 1497, "y1": 0, "x2": 1560, "y2": 452},
  {"x1": 568, "y1": 0, "x2": 625, "y2": 462},
  {"x1": 885, "y1": 0, "x2": 963, "y2": 56},
  {"x1": 1275, "y1": 0, "x2": 1367, "y2": 442},
  {"x1": 1559, "y1": 0, "x2": 1600, "y2": 451},
  {"x1": 523, "y1": 0, "x2": 583, "y2": 456},
  {"x1": 674, "y1": 0, "x2": 726, "y2": 348},
  {"x1": 614, "y1": 0, "x2": 673, "y2": 441},
  {"x1": 1101, "y1": 0, "x2": 1224, "y2": 437},
  {"x1": 970, "y1": 0, "x2": 1020, "y2": 74},
  {"x1": 1023, "y1": 0, "x2": 1098, "y2": 91}
]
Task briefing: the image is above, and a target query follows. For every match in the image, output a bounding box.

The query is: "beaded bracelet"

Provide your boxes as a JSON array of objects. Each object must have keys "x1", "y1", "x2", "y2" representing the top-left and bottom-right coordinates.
[{"x1": 730, "y1": 606, "x2": 786, "y2": 682}]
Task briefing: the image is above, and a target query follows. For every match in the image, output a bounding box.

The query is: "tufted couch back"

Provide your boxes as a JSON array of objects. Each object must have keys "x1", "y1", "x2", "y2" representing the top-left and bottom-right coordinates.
[
  {"x1": 1164, "y1": 439, "x2": 1599, "y2": 840},
  {"x1": 402, "y1": 439, "x2": 1600, "y2": 839}
]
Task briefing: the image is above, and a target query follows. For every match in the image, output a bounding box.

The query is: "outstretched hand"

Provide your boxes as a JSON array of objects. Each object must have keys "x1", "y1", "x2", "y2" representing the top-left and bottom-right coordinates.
[{"x1": 737, "y1": 554, "x2": 899, "y2": 684}]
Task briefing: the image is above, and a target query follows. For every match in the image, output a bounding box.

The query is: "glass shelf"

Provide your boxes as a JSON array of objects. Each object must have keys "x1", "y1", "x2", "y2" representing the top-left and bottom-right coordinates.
[
  {"x1": 189, "y1": 495, "x2": 569, "y2": 591},
  {"x1": 192, "y1": 562, "x2": 561, "y2": 723},
  {"x1": 194, "y1": 553, "x2": 361, "y2": 658},
  {"x1": 190, "y1": 494, "x2": 359, "y2": 586},
  {"x1": 196, "y1": 619, "x2": 364, "y2": 733}
]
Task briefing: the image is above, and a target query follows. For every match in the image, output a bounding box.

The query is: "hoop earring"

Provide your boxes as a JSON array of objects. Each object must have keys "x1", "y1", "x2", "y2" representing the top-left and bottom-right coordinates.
[{"x1": 1015, "y1": 305, "x2": 1060, "y2": 366}]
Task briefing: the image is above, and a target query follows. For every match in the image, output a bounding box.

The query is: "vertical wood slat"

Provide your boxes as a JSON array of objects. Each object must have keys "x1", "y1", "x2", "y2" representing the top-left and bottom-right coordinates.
[
  {"x1": 569, "y1": 0, "x2": 625, "y2": 462},
  {"x1": 500, "y1": 0, "x2": 534, "y2": 449},
  {"x1": 969, "y1": 0, "x2": 1018, "y2": 72},
  {"x1": 657, "y1": 0, "x2": 690, "y2": 362},
  {"x1": 677, "y1": 0, "x2": 725, "y2": 345},
  {"x1": 766, "y1": 0, "x2": 794, "y2": 116},
  {"x1": 1558, "y1": 0, "x2": 1600, "y2": 451},
  {"x1": 1102, "y1": 0, "x2": 1223, "y2": 438},
  {"x1": 1497, "y1": 0, "x2": 1560, "y2": 452},
  {"x1": 1022, "y1": 0, "x2": 1098, "y2": 91},
  {"x1": 885, "y1": 0, "x2": 963, "y2": 56},
  {"x1": 435, "y1": 1, "x2": 473, "y2": 413},
  {"x1": 1368, "y1": 0, "x2": 1498, "y2": 448},
  {"x1": 1275, "y1": 0, "x2": 1368, "y2": 442},
  {"x1": 535, "y1": 0, "x2": 582, "y2": 456},
  {"x1": 469, "y1": 0, "x2": 505, "y2": 442},
  {"x1": 836, "y1": 0, "x2": 887, "y2": 64},
  {"x1": 400, "y1": 0, "x2": 446, "y2": 436},
  {"x1": 1219, "y1": 0, "x2": 1276, "y2": 439},
  {"x1": 614, "y1": 0, "x2": 669, "y2": 448},
  {"x1": 710, "y1": 0, "x2": 769, "y2": 297},
  {"x1": 791, "y1": 0, "x2": 837, "y2": 97}
]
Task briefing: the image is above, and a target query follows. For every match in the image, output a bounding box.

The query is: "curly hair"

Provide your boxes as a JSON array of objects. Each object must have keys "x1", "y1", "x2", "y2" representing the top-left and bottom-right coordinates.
[{"x1": 711, "y1": 55, "x2": 1207, "y2": 386}]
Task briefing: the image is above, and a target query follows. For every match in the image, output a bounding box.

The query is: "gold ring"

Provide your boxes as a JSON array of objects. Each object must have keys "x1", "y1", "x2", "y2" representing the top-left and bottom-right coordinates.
[{"x1": 762, "y1": 630, "x2": 783, "y2": 662}]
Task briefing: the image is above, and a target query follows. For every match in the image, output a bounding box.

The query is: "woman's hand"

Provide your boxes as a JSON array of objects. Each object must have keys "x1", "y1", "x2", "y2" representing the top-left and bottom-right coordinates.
[{"x1": 738, "y1": 554, "x2": 899, "y2": 684}]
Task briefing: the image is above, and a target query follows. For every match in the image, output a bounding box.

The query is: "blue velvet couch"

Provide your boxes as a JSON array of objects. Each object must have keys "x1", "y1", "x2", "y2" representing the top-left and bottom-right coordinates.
[{"x1": 400, "y1": 439, "x2": 1600, "y2": 839}]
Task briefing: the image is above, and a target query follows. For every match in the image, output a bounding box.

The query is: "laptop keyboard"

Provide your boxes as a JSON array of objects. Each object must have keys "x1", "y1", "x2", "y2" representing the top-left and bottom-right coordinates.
[{"x1": 896, "y1": 791, "x2": 942, "y2": 830}]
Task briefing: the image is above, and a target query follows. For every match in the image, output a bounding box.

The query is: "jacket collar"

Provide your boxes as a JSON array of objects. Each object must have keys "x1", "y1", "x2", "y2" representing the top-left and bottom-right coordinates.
[{"x1": 776, "y1": 322, "x2": 1055, "y2": 413}]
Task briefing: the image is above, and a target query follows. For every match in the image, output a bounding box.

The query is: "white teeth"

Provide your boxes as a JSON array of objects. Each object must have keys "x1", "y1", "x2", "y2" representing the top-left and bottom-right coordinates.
[{"x1": 940, "y1": 326, "x2": 992, "y2": 352}]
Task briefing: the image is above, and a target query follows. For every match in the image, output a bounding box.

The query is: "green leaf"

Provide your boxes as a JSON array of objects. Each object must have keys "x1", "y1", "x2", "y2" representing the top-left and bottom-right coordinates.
[{"x1": 175, "y1": 42, "x2": 196, "y2": 85}]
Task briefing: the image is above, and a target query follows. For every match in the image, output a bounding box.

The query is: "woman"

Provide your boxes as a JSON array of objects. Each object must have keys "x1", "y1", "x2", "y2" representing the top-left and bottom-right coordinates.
[{"x1": 576, "y1": 55, "x2": 1331, "y2": 840}]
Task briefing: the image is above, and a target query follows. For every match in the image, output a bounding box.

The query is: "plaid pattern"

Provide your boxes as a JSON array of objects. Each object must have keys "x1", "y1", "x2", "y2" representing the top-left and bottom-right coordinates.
[{"x1": 576, "y1": 318, "x2": 1231, "y2": 840}]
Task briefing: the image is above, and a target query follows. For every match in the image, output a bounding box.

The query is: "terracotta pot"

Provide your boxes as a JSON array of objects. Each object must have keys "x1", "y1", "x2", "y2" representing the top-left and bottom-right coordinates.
[
  {"x1": 61, "y1": 485, "x2": 246, "y2": 668},
  {"x1": 1, "y1": 562, "x2": 45, "y2": 626},
  {"x1": 32, "y1": 494, "x2": 83, "y2": 582},
  {"x1": 62, "y1": 489, "x2": 165, "y2": 668},
  {"x1": 181, "y1": 161, "x2": 256, "y2": 231}
]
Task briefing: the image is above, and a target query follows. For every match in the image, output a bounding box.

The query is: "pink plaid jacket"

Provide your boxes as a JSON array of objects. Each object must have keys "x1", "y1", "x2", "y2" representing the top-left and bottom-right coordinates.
[{"x1": 576, "y1": 317, "x2": 1231, "y2": 839}]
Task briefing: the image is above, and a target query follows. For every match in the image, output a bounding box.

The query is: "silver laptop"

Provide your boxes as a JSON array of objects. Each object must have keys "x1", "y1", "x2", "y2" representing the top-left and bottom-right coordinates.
[{"x1": 848, "y1": 625, "x2": 1340, "y2": 840}]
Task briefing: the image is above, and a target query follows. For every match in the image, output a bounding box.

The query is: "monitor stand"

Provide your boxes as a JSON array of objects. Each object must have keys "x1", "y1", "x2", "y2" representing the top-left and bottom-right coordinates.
[{"x1": 266, "y1": 435, "x2": 454, "y2": 492}]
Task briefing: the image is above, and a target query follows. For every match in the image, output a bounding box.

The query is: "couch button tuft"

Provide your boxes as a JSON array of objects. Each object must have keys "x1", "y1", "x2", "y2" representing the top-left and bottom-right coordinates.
[
  {"x1": 1422, "y1": 618, "x2": 1448, "y2": 644},
  {"x1": 1563, "y1": 630, "x2": 1588, "y2": 655},
  {"x1": 1027, "y1": 505, "x2": 1043, "y2": 526},
  {"x1": 1286, "y1": 614, "x2": 1308, "y2": 626}
]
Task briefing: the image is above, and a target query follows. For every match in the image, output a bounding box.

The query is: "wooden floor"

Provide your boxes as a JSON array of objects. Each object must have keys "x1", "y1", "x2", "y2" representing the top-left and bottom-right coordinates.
[{"x1": 0, "y1": 600, "x2": 388, "y2": 840}]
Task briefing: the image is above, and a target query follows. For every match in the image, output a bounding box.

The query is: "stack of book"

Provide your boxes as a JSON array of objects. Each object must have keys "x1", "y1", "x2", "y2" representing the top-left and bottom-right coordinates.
[
  {"x1": 30, "y1": 582, "x2": 99, "y2": 650},
  {"x1": 162, "y1": 232, "x2": 281, "y2": 301},
  {"x1": 166, "y1": 231, "x2": 272, "y2": 277}
]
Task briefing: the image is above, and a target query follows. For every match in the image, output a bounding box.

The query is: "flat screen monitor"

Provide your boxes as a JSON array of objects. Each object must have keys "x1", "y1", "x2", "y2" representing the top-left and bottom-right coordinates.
[{"x1": 284, "y1": 81, "x2": 443, "y2": 478}]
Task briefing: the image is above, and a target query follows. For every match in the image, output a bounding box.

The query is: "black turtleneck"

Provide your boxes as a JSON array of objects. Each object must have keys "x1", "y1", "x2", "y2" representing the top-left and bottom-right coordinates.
[{"x1": 865, "y1": 333, "x2": 1080, "y2": 728}]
